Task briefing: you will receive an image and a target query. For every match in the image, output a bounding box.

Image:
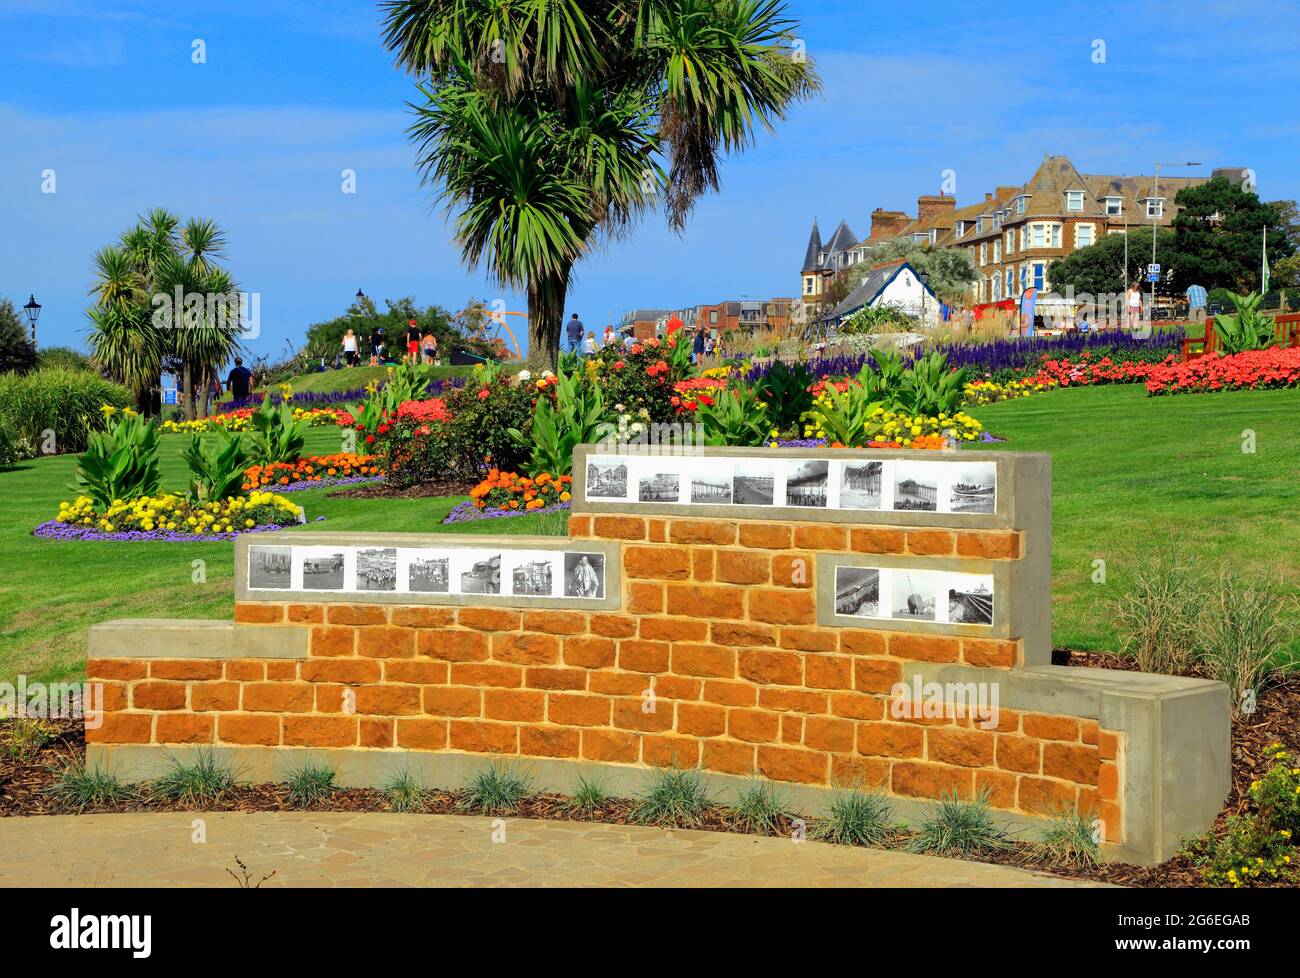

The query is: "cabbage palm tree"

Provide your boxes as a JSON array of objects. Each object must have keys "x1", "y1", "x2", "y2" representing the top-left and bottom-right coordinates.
[{"x1": 382, "y1": 0, "x2": 819, "y2": 370}]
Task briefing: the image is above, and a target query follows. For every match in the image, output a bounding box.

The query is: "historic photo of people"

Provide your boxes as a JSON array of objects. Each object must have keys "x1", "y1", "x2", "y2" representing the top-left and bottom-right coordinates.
[
  {"x1": 460, "y1": 553, "x2": 501, "y2": 595},
  {"x1": 834, "y1": 566, "x2": 881, "y2": 618},
  {"x1": 248, "y1": 546, "x2": 292, "y2": 589},
  {"x1": 893, "y1": 461, "x2": 939, "y2": 512},
  {"x1": 299, "y1": 549, "x2": 345, "y2": 590},
  {"x1": 839, "y1": 460, "x2": 883, "y2": 510},
  {"x1": 564, "y1": 552, "x2": 605, "y2": 599},
  {"x1": 408, "y1": 554, "x2": 450, "y2": 593},
  {"x1": 586, "y1": 459, "x2": 628, "y2": 500},
  {"x1": 356, "y1": 548, "x2": 398, "y2": 592},
  {"x1": 784, "y1": 459, "x2": 828, "y2": 507},
  {"x1": 511, "y1": 556, "x2": 555, "y2": 597},
  {"x1": 890, "y1": 568, "x2": 936, "y2": 621},
  {"x1": 947, "y1": 462, "x2": 997, "y2": 514},
  {"x1": 732, "y1": 461, "x2": 775, "y2": 505},
  {"x1": 638, "y1": 469, "x2": 681, "y2": 503},
  {"x1": 945, "y1": 573, "x2": 994, "y2": 625}
]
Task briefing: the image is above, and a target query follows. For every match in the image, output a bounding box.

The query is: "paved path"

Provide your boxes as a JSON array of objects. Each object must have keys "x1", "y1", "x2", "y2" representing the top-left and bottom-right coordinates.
[{"x1": 0, "y1": 812, "x2": 1105, "y2": 887}]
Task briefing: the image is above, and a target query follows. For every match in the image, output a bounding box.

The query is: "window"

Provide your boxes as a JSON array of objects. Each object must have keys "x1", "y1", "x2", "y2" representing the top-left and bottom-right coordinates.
[
  {"x1": 803, "y1": 278, "x2": 813, "y2": 296},
  {"x1": 710, "y1": 310, "x2": 719, "y2": 322},
  {"x1": 976, "y1": 216, "x2": 985, "y2": 234},
  {"x1": 1075, "y1": 224, "x2": 1095, "y2": 248},
  {"x1": 1005, "y1": 230, "x2": 1014, "y2": 255},
  {"x1": 1105, "y1": 196, "x2": 1123, "y2": 216},
  {"x1": 1006, "y1": 268, "x2": 1014, "y2": 296},
  {"x1": 1146, "y1": 198, "x2": 1164, "y2": 218},
  {"x1": 994, "y1": 211, "x2": 1002, "y2": 229},
  {"x1": 992, "y1": 274, "x2": 1001, "y2": 301},
  {"x1": 955, "y1": 221, "x2": 966, "y2": 238},
  {"x1": 1019, "y1": 227, "x2": 1027, "y2": 251},
  {"x1": 993, "y1": 240, "x2": 1001, "y2": 262},
  {"x1": 1016, "y1": 195, "x2": 1028, "y2": 215},
  {"x1": 1019, "y1": 265, "x2": 1028, "y2": 289},
  {"x1": 1066, "y1": 191, "x2": 1085, "y2": 211},
  {"x1": 979, "y1": 244, "x2": 986, "y2": 266},
  {"x1": 1032, "y1": 263, "x2": 1046, "y2": 290},
  {"x1": 1029, "y1": 223, "x2": 1062, "y2": 248}
]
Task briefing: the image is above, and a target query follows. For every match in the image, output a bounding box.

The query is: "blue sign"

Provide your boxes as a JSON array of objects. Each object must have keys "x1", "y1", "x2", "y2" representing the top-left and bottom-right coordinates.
[
  {"x1": 1146, "y1": 273, "x2": 1160, "y2": 283},
  {"x1": 163, "y1": 388, "x2": 178, "y2": 405}
]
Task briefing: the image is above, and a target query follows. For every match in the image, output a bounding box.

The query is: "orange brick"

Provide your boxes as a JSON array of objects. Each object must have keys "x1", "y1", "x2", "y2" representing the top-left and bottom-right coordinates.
[
  {"x1": 996, "y1": 735, "x2": 1042, "y2": 774},
  {"x1": 484, "y1": 689, "x2": 545, "y2": 722},
  {"x1": 355, "y1": 685, "x2": 422, "y2": 716},
  {"x1": 888, "y1": 633, "x2": 960, "y2": 663},
  {"x1": 738, "y1": 523, "x2": 791, "y2": 549},
  {"x1": 618, "y1": 639, "x2": 670, "y2": 673},
  {"x1": 671, "y1": 644, "x2": 736, "y2": 678},
  {"x1": 976, "y1": 769, "x2": 1018, "y2": 810},
  {"x1": 714, "y1": 550, "x2": 770, "y2": 585},
  {"x1": 803, "y1": 654, "x2": 852, "y2": 689},
  {"x1": 449, "y1": 721, "x2": 518, "y2": 754},
  {"x1": 840, "y1": 630, "x2": 886, "y2": 655},
  {"x1": 523, "y1": 667, "x2": 587, "y2": 691},
  {"x1": 702, "y1": 740, "x2": 756, "y2": 775},
  {"x1": 568, "y1": 514, "x2": 591, "y2": 537},
  {"x1": 423, "y1": 686, "x2": 482, "y2": 717},
  {"x1": 962, "y1": 639, "x2": 1018, "y2": 668},
  {"x1": 283, "y1": 715, "x2": 358, "y2": 747},
  {"x1": 624, "y1": 545, "x2": 690, "y2": 580},
  {"x1": 87, "y1": 659, "x2": 148, "y2": 680},
  {"x1": 778, "y1": 627, "x2": 836, "y2": 653},
  {"x1": 927, "y1": 727, "x2": 995, "y2": 767},
  {"x1": 520, "y1": 726, "x2": 580, "y2": 758},
  {"x1": 666, "y1": 584, "x2": 745, "y2": 620},
  {"x1": 793, "y1": 525, "x2": 847, "y2": 551},
  {"x1": 760, "y1": 688, "x2": 828, "y2": 713},
  {"x1": 522, "y1": 611, "x2": 587, "y2": 635},
  {"x1": 491, "y1": 632, "x2": 560, "y2": 665},
  {"x1": 360, "y1": 717, "x2": 394, "y2": 748},
  {"x1": 738, "y1": 649, "x2": 802, "y2": 686},
  {"x1": 854, "y1": 657, "x2": 902, "y2": 693},
  {"x1": 235, "y1": 602, "x2": 284, "y2": 624},
  {"x1": 265, "y1": 661, "x2": 297, "y2": 681},
  {"x1": 646, "y1": 518, "x2": 667, "y2": 543},
  {"x1": 310, "y1": 626, "x2": 356, "y2": 658},
  {"x1": 1098, "y1": 761, "x2": 1120, "y2": 800},
  {"x1": 857, "y1": 722, "x2": 924, "y2": 758},
  {"x1": 804, "y1": 716, "x2": 855, "y2": 753},
  {"x1": 286, "y1": 604, "x2": 324, "y2": 623},
  {"x1": 1022, "y1": 713, "x2": 1080, "y2": 742},
  {"x1": 691, "y1": 548, "x2": 713, "y2": 581},
  {"x1": 396, "y1": 717, "x2": 447, "y2": 750},
  {"x1": 190, "y1": 682, "x2": 240, "y2": 712},
  {"x1": 626, "y1": 582, "x2": 664, "y2": 614},
  {"x1": 132, "y1": 682, "x2": 186, "y2": 711},
  {"x1": 326, "y1": 605, "x2": 388, "y2": 626},
  {"x1": 416, "y1": 629, "x2": 488, "y2": 662},
  {"x1": 830, "y1": 692, "x2": 885, "y2": 721},
  {"x1": 1098, "y1": 730, "x2": 1119, "y2": 761},
  {"x1": 701, "y1": 680, "x2": 756, "y2": 707},
  {"x1": 242, "y1": 683, "x2": 313, "y2": 713},
  {"x1": 669, "y1": 520, "x2": 736, "y2": 546},
  {"x1": 589, "y1": 672, "x2": 649, "y2": 695},
  {"x1": 548, "y1": 693, "x2": 611, "y2": 727},
  {"x1": 748, "y1": 589, "x2": 815, "y2": 625},
  {"x1": 1081, "y1": 719, "x2": 1100, "y2": 746},
  {"x1": 849, "y1": 528, "x2": 905, "y2": 554},
  {"x1": 592, "y1": 516, "x2": 645, "y2": 540},
  {"x1": 383, "y1": 660, "x2": 450, "y2": 684},
  {"x1": 758, "y1": 746, "x2": 828, "y2": 785},
  {"x1": 313, "y1": 683, "x2": 348, "y2": 713},
  {"x1": 676, "y1": 702, "x2": 727, "y2": 737},
  {"x1": 1043, "y1": 742, "x2": 1100, "y2": 786},
  {"x1": 831, "y1": 755, "x2": 891, "y2": 789},
  {"x1": 728, "y1": 708, "x2": 779, "y2": 743},
  {"x1": 451, "y1": 663, "x2": 521, "y2": 687},
  {"x1": 150, "y1": 660, "x2": 222, "y2": 681},
  {"x1": 640, "y1": 617, "x2": 708, "y2": 642},
  {"x1": 154, "y1": 713, "x2": 214, "y2": 744},
  {"x1": 1098, "y1": 801, "x2": 1122, "y2": 842},
  {"x1": 771, "y1": 554, "x2": 815, "y2": 589},
  {"x1": 905, "y1": 529, "x2": 954, "y2": 556},
  {"x1": 780, "y1": 715, "x2": 803, "y2": 745},
  {"x1": 711, "y1": 622, "x2": 777, "y2": 647},
  {"x1": 582, "y1": 728, "x2": 640, "y2": 763},
  {"x1": 563, "y1": 635, "x2": 617, "y2": 668},
  {"x1": 642, "y1": 734, "x2": 701, "y2": 768},
  {"x1": 226, "y1": 660, "x2": 265, "y2": 681},
  {"x1": 613, "y1": 698, "x2": 674, "y2": 733},
  {"x1": 892, "y1": 761, "x2": 973, "y2": 800},
  {"x1": 956, "y1": 530, "x2": 1021, "y2": 559},
  {"x1": 1018, "y1": 776, "x2": 1078, "y2": 815},
  {"x1": 390, "y1": 607, "x2": 456, "y2": 628},
  {"x1": 654, "y1": 675, "x2": 700, "y2": 701},
  {"x1": 458, "y1": 608, "x2": 521, "y2": 632},
  {"x1": 590, "y1": 614, "x2": 636, "y2": 639},
  {"x1": 217, "y1": 714, "x2": 280, "y2": 746},
  {"x1": 85, "y1": 712, "x2": 152, "y2": 744}
]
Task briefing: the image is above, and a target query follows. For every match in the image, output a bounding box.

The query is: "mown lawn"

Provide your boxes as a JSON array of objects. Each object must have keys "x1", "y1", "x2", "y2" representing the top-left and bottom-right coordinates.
[
  {"x1": 972, "y1": 383, "x2": 1300, "y2": 656},
  {"x1": 0, "y1": 426, "x2": 558, "y2": 686}
]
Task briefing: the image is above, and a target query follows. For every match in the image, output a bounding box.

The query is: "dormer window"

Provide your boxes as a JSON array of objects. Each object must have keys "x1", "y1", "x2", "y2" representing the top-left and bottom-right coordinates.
[
  {"x1": 1066, "y1": 191, "x2": 1085, "y2": 211},
  {"x1": 1105, "y1": 196, "x2": 1123, "y2": 216},
  {"x1": 955, "y1": 221, "x2": 966, "y2": 238},
  {"x1": 1145, "y1": 198, "x2": 1164, "y2": 218},
  {"x1": 976, "y1": 217, "x2": 985, "y2": 234},
  {"x1": 1016, "y1": 195, "x2": 1028, "y2": 215}
]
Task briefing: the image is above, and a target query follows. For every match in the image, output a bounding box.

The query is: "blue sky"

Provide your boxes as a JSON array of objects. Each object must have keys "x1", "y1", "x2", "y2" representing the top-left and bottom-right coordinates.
[{"x1": 3, "y1": 0, "x2": 1298, "y2": 358}]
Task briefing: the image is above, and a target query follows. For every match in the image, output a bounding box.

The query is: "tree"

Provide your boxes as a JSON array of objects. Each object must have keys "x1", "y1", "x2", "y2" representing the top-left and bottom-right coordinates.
[
  {"x1": 303, "y1": 295, "x2": 457, "y2": 360},
  {"x1": 382, "y1": 0, "x2": 819, "y2": 370},
  {"x1": 86, "y1": 209, "x2": 244, "y2": 418},
  {"x1": 1048, "y1": 226, "x2": 1180, "y2": 297},
  {"x1": 1171, "y1": 178, "x2": 1294, "y2": 291},
  {"x1": 826, "y1": 239, "x2": 976, "y2": 308},
  {"x1": 0, "y1": 298, "x2": 38, "y2": 374}
]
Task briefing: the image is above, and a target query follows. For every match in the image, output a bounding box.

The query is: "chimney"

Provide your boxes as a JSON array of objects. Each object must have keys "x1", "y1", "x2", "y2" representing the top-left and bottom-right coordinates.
[
  {"x1": 984, "y1": 192, "x2": 993, "y2": 203},
  {"x1": 916, "y1": 194, "x2": 956, "y2": 227},
  {"x1": 868, "y1": 208, "x2": 909, "y2": 241}
]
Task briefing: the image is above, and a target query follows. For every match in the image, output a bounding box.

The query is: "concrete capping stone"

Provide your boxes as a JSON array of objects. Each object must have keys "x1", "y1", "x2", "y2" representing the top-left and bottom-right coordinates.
[
  {"x1": 234, "y1": 532, "x2": 623, "y2": 611},
  {"x1": 900, "y1": 661, "x2": 1231, "y2": 864},
  {"x1": 88, "y1": 619, "x2": 309, "y2": 659},
  {"x1": 86, "y1": 742, "x2": 1056, "y2": 843}
]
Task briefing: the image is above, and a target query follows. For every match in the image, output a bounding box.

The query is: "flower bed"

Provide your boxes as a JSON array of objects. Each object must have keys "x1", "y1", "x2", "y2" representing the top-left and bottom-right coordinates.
[
  {"x1": 441, "y1": 499, "x2": 570, "y2": 524},
  {"x1": 242, "y1": 453, "x2": 382, "y2": 490},
  {"x1": 963, "y1": 377, "x2": 1058, "y2": 405},
  {"x1": 161, "y1": 406, "x2": 347, "y2": 434},
  {"x1": 1144, "y1": 347, "x2": 1300, "y2": 395},
  {"x1": 467, "y1": 469, "x2": 572, "y2": 512},
  {"x1": 1028, "y1": 352, "x2": 1166, "y2": 388},
  {"x1": 40, "y1": 490, "x2": 304, "y2": 541},
  {"x1": 801, "y1": 400, "x2": 984, "y2": 447}
]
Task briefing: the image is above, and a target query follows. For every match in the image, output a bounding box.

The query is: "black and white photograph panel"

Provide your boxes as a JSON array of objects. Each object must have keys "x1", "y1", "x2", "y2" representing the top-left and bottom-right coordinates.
[
  {"x1": 408, "y1": 554, "x2": 450, "y2": 593},
  {"x1": 564, "y1": 552, "x2": 605, "y2": 599},
  {"x1": 944, "y1": 573, "x2": 995, "y2": 626},
  {"x1": 893, "y1": 461, "x2": 940, "y2": 512},
  {"x1": 586, "y1": 458, "x2": 628, "y2": 500},
  {"x1": 731, "y1": 461, "x2": 775, "y2": 506},
  {"x1": 890, "y1": 568, "x2": 937, "y2": 621},
  {"x1": 299, "y1": 549, "x2": 345, "y2": 590},
  {"x1": 460, "y1": 553, "x2": 502, "y2": 595},
  {"x1": 510, "y1": 555, "x2": 556, "y2": 597},
  {"x1": 637, "y1": 467, "x2": 681, "y2": 503},
  {"x1": 839, "y1": 460, "x2": 884, "y2": 510},
  {"x1": 784, "y1": 459, "x2": 829, "y2": 508},
  {"x1": 248, "y1": 545, "x2": 293, "y2": 589},
  {"x1": 688, "y1": 459, "x2": 732, "y2": 504},
  {"x1": 356, "y1": 548, "x2": 398, "y2": 592},
  {"x1": 947, "y1": 461, "x2": 997, "y2": 514},
  {"x1": 834, "y1": 566, "x2": 881, "y2": 618}
]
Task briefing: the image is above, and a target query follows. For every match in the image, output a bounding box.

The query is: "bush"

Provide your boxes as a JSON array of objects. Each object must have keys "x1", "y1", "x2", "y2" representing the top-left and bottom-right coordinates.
[
  {"x1": 729, "y1": 778, "x2": 790, "y2": 835},
  {"x1": 36, "y1": 346, "x2": 94, "y2": 372},
  {"x1": 0, "y1": 297, "x2": 38, "y2": 374},
  {"x1": 444, "y1": 368, "x2": 535, "y2": 475},
  {"x1": 44, "y1": 756, "x2": 133, "y2": 810},
  {"x1": 906, "y1": 788, "x2": 1012, "y2": 857},
  {"x1": 0, "y1": 367, "x2": 132, "y2": 458},
  {"x1": 458, "y1": 761, "x2": 534, "y2": 814},
  {"x1": 1111, "y1": 551, "x2": 1204, "y2": 675},
  {"x1": 286, "y1": 759, "x2": 337, "y2": 806},
  {"x1": 1033, "y1": 806, "x2": 1101, "y2": 868},
  {"x1": 812, "y1": 784, "x2": 894, "y2": 846},
  {"x1": 70, "y1": 408, "x2": 161, "y2": 508},
  {"x1": 631, "y1": 767, "x2": 712, "y2": 827},
  {"x1": 152, "y1": 749, "x2": 237, "y2": 806},
  {"x1": 246, "y1": 393, "x2": 309, "y2": 465},
  {"x1": 183, "y1": 430, "x2": 251, "y2": 503},
  {"x1": 1194, "y1": 568, "x2": 1296, "y2": 717},
  {"x1": 566, "y1": 771, "x2": 613, "y2": 817},
  {"x1": 382, "y1": 769, "x2": 432, "y2": 813}
]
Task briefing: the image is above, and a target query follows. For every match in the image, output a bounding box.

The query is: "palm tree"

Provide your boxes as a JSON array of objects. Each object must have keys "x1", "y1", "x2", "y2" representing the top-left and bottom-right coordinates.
[{"x1": 382, "y1": 0, "x2": 819, "y2": 370}]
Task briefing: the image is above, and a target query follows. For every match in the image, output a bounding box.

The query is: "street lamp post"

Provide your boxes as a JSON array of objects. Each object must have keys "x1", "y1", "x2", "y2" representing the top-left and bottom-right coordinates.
[
  {"x1": 1149, "y1": 162, "x2": 1200, "y2": 327},
  {"x1": 22, "y1": 294, "x2": 41, "y2": 348}
]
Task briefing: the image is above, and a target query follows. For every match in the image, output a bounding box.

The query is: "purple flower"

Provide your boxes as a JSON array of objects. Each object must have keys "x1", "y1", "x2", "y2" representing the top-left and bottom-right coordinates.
[
  {"x1": 275, "y1": 474, "x2": 384, "y2": 492},
  {"x1": 441, "y1": 500, "x2": 571, "y2": 525},
  {"x1": 32, "y1": 521, "x2": 295, "y2": 543}
]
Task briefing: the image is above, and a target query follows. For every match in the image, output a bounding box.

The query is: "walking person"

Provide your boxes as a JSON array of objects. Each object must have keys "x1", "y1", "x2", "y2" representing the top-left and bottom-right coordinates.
[
  {"x1": 1125, "y1": 282, "x2": 1143, "y2": 331},
  {"x1": 405, "y1": 319, "x2": 422, "y2": 363},
  {"x1": 582, "y1": 330, "x2": 597, "y2": 355},
  {"x1": 1186, "y1": 283, "x2": 1208, "y2": 325},
  {"x1": 422, "y1": 330, "x2": 438, "y2": 365},
  {"x1": 370, "y1": 327, "x2": 386, "y2": 366},
  {"x1": 566, "y1": 313, "x2": 584, "y2": 354},
  {"x1": 342, "y1": 329, "x2": 359, "y2": 367}
]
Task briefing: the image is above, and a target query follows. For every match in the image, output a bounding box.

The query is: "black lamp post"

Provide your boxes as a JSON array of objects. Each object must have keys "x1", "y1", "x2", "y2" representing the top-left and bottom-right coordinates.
[{"x1": 22, "y1": 294, "x2": 41, "y2": 348}]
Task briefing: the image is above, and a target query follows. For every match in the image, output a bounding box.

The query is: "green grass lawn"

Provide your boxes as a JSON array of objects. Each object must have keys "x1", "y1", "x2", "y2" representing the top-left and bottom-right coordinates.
[
  {"x1": 972, "y1": 383, "x2": 1300, "y2": 656},
  {"x1": 276, "y1": 360, "x2": 525, "y2": 397},
  {"x1": 0, "y1": 426, "x2": 559, "y2": 686}
]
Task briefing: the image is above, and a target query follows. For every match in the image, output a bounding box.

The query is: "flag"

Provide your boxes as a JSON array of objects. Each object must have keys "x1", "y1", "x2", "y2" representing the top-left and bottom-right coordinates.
[{"x1": 1262, "y1": 226, "x2": 1270, "y2": 292}]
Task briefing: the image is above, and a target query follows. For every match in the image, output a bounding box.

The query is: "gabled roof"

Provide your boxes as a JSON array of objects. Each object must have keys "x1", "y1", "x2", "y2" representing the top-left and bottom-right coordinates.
[
  {"x1": 824, "y1": 219, "x2": 859, "y2": 256},
  {"x1": 820, "y1": 260, "x2": 935, "y2": 323},
  {"x1": 1023, "y1": 155, "x2": 1105, "y2": 218},
  {"x1": 801, "y1": 219, "x2": 823, "y2": 274}
]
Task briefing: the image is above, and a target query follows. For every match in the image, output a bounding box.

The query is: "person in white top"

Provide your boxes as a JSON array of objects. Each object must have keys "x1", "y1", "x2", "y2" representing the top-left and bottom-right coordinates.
[
  {"x1": 342, "y1": 329, "x2": 359, "y2": 367},
  {"x1": 582, "y1": 330, "x2": 597, "y2": 355},
  {"x1": 1125, "y1": 284, "x2": 1143, "y2": 331}
]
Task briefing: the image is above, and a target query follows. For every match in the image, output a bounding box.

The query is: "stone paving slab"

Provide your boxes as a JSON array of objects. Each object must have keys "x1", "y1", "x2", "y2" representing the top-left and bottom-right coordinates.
[{"x1": 0, "y1": 812, "x2": 1109, "y2": 887}]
